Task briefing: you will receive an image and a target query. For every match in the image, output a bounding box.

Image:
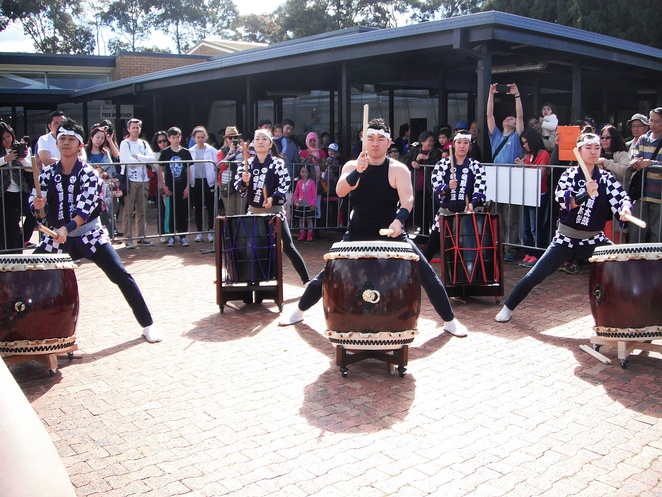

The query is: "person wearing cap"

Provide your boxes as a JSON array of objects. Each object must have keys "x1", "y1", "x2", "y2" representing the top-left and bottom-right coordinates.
[
  {"x1": 30, "y1": 118, "x2": 161, "y2": 342},
  {"x1": 236, "y1": 128, "x2": 310, "y2": 284},
  {"x1": 495, "y1": 132, "x2": 632, "y2": 323},
  {"x1": 626, "y1": 113, "x2": 650, "y2": 155},
  {"x1": 279, "y1": 118, "x2": 467, "y2": 337},
  {"x1": 422, "y1": 130, "x2": 487, "y2": 261},
  {"x1": 629, "y1": 107, "x2": 662, "y2": 243},
  {"x1": 217, "y1": 125, "x2": 246, "y2": 216}
]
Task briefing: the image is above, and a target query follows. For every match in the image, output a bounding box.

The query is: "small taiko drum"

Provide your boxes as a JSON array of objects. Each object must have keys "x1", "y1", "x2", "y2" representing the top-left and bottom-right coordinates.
[
  {"x1": 0, "y1": 254, "x2": 79, "y2": 355},
  {"x1": 323, "y1": 240, "x2": 420, "y2": 334},
  {"x1": 588, "y1": 243, "x2": 662, "y2": 340}
]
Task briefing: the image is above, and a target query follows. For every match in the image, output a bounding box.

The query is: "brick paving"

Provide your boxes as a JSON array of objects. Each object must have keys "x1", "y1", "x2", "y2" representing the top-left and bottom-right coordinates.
[{"x1": 7, "y1": 228, "x2": 662, "y2": 496}]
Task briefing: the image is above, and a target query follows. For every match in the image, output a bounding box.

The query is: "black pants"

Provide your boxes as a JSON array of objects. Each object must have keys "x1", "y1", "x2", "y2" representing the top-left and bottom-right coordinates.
[
  {"x1": 190, "y1": 178, "x2": 215, "y2": 232},
  {"x1": 35, "y1": 241, "x2": 153, "y2": 328}
]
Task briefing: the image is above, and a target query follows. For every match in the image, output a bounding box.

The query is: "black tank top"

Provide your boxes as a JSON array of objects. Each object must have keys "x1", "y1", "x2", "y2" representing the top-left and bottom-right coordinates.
[{"x1": 347, "y1": 158, "x2": 400, "y2": 240}]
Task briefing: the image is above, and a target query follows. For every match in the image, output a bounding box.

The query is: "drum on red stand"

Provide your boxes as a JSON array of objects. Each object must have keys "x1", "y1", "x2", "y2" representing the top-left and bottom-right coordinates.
[
  {"x1": 439, "y1": 212, "x2": 503, "y2": 298},
  {"x1": 0, "y1": 254, "x2": 79, "y2": 355},
  {"x1": 589, "y1": 243, "x2": 662, "y2": 340}
]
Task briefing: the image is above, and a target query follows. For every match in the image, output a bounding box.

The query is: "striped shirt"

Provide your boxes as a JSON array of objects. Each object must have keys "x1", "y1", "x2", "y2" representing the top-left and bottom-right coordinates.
[{"x1": 632, "y1": 131, "x2": 662, "y2": 203}]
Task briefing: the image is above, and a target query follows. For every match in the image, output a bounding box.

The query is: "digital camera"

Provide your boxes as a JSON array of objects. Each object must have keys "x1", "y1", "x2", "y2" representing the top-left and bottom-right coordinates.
[{"x1": 12, "y1": 141, "x2": 28, "y2": 159}]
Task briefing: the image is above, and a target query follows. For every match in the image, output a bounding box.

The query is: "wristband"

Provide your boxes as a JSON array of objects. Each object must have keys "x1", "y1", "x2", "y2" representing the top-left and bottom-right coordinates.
[
  {"x1": 65, "y1": 221, "x2": 78, "y2": 233},
  {"x1": 346, "y1": 169, "x2": 362, "y2": 187},
  {"x1": 514, "y1": 94, "x2": 520, "y2": 98},
  {"x1": 574, "y1": 191, "x2": 589, "y2": 205},
  {"x1": 395, "y1": 207, "x2": 410, "y2": 225}
]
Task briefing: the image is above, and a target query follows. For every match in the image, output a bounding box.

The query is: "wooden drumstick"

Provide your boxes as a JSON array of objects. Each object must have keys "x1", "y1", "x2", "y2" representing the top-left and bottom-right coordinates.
[
  {"x1": 38, "y1": 224, "x2": 58, "y2": 238},
  {"x1": 622, "y1": 213, "x2": 646, "y2": 229},
  {"x1": 573, "y1": 147, "x2": 598, "y2": 197},
  {"x1": 31, "y1": 156, "x2": 45, "y2": 217},
  {"x1": 362, "y1": 104, "x2": 369, "y2": 154},
  {"x1": 449, "y1": 145, "x2": 455, "y2": 182},
  {"x1": 379, "y1": 228, "x2": 395, "y2": 236}
]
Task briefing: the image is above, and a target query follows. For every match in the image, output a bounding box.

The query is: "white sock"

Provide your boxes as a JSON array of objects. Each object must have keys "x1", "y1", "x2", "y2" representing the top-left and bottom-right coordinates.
[{"x1": 495, "y1": 305, "x2": 512, "y2": 323}]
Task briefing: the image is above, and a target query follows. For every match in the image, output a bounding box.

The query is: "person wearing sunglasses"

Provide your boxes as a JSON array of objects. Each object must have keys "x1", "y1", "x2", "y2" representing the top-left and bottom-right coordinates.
[{"x1": 596, "y1": 125, "x2": 629, "y2": 183}]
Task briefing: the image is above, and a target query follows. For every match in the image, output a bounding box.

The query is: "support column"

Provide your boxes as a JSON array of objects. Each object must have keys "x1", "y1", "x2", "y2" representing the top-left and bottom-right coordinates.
[
  {"x1": 340, "y1": 62, "x2": 352, "y2": 158},
  {"x1": 475, "y1": 47, "x2": 492, "y2": 158},
  {"x1": 438, "y1": 71, "x2": 447, "y2": 127},
  {"x1": 571, "y1": 61, "x2": 582, "y2": 123}
]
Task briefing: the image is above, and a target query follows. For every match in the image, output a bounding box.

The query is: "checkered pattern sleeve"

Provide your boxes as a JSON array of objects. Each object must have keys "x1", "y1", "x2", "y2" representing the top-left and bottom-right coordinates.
[
  {"x1": 29, "y1": 165, "x2": 54, "y2": 217},
  {"x1": 235, "y1": 161, "x2": 246, "y2": 196},
  {"x1": 271, "y1": 156, "x2": 291, "y2": 204},
  {"x1": 555, "y1": 167, "x2": 578, "y2": 210},
  {"x1": 469, "y1": 158, "x2": 487, "y2": 205},
  {"x1": 602, "y1": 169, "x2": 632, "y2": 216},
  {"x1": 431, "y1": 158, "x2": 450, "y2": 201},
  {"x1": 72, "y1": 166, "x2": 102, "y2": 222}
]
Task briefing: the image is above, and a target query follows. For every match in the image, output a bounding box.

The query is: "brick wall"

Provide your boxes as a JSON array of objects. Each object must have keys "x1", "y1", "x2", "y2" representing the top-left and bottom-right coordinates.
[{"x1": 112, "y1": 53, "x2": 209, "y2": 81}]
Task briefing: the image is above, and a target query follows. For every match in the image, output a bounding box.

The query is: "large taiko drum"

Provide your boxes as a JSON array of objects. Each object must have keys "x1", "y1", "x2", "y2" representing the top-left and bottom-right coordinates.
[
  {"x1": 322, "y1": 240, "x2": 420, "y2": 334},
  {"x1": 589, "y1": 243, "x2": 662, "y2": 340},
  {"x1": 0, "y1": 254, "x2": 79, "y2": 355}
]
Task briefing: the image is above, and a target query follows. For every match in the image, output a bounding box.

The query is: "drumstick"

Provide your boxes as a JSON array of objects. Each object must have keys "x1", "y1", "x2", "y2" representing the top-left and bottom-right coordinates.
[
  {"x1": 362, "y1": 104, "x2": 369, "y2": 154},
  {"x1": 622, "y1": 213, "x2": 646, "y2": 229},
  {"x1": 379, "y1": 229, "x2": 395, "y2": 236},
  {"x1": 31, "y1": 156, "x2": 45, "y2": 217},
  {"x1": 38, "y1": 224, "x2": 58, "y2": 238},
  {"x1": 573, "y1": 147, "x2": 598, "y2": 197},
  {"x1": 449, "y1": 145, "x2": 455, "y2": 181}
]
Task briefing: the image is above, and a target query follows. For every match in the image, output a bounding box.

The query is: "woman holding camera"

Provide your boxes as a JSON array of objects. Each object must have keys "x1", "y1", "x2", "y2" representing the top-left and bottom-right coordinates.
[{"x1": 0, "y1": 121, "x2": 33, "y2": 252}]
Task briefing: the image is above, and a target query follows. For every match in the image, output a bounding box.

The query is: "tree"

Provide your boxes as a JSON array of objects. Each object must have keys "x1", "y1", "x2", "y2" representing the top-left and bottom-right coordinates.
[
  {"x1": 481, "y1": 0, "x2": 662, "y2": 49},
  {"x1": 1, "y1": 0, "x2": 95, "y2": 54},
  {"x1": 409, "y1": 0, "x2": 483, "y2": 22},
  {"x1": 153, "y1": 0, "x2": 239, "y2": 54},
  {"x1": 234, "y1": 14, "x2": 285, "y2": 44},
  {"x1": 100, "y1": 0, "x2": 156, "y2": 53}
]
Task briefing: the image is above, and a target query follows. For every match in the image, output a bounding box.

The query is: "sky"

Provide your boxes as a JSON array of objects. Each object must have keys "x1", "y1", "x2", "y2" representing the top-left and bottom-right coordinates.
[{"x1": 0, "y1": 1, "x2": 278, "y2": 54}]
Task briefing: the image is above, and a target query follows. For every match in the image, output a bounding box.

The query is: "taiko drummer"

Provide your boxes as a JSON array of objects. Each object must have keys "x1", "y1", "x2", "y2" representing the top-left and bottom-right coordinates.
[
  {"x1": 495, "y1": 132, "x2": 633, "y2": 323},
  {"x1": 280, "y1": 118, "x2": 467, "y2": 337},
  {"x1": 29, "y1": 118, "x2": 161, "y2": 343}
]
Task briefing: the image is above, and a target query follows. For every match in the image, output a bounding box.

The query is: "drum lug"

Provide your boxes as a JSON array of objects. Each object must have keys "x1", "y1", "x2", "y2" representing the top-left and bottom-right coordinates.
[
  {"x1": 12, "y1": 297, "x2": 32, "y2": 317},
  {"x1": 592, "y1": 285, "x2": 606, "y2": 304}
]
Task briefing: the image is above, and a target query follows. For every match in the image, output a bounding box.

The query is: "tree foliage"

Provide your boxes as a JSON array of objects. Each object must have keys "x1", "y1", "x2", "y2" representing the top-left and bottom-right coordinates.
[
  {"x1": 153, "y1": 0, "x2": 239, "y2": 54},
  {"x1": 480, "y1": 0, "x2": 662, "y2": 49},
  {"x1": 1, "y1": 0, "x2": 94, "y2": 54},
  {"x1": 410, "y1": 0, "x2": 482, "y2": 22},
  {"x1": 100, "y1": 0, "x2": 157, "y2": 53}
]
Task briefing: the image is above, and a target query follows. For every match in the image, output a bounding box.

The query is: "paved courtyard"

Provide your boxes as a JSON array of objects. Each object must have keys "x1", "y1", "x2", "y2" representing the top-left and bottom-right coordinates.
[{"x1": 6, "y1": 229, "x2": 662, "y2": 496}]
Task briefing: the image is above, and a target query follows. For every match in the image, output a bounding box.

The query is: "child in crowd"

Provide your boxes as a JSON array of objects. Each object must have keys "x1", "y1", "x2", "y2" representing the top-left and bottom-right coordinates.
[
  {"x1": 540, "y1": 102, "x2": 558, "y2": 145},
  {"x1": 293, "y1": 165, "x2": 316, "y2": 241}
]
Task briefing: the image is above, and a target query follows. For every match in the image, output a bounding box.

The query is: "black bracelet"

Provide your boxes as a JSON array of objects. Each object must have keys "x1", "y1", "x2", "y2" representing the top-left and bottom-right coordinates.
[
  {"x1": 65, "y1": 220, "x2": 77, "y2": 233},
  {"x1": 346, "y1": 169, "x2": 362, "y2": 187},
  {"x1": 395, "y1": 207, "x2": 410, "y2": 225},
  {"x1": 514, "y1": 94, "x2": 521, "y2": 98}
]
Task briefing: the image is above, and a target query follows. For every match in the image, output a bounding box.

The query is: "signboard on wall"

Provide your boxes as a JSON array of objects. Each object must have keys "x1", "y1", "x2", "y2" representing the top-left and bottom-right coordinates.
[
  {"x1": 100, "y1": 104, "x2": 134, "y2": 121},
  {"x1": 484, "y1": 164, "x2": 542, "y2": 207}
]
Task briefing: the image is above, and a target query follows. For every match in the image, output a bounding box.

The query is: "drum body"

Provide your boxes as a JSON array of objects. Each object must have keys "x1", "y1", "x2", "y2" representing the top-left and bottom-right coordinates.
[
  {"x1": 0, "y1": 254, "x2": 79, "y2": 345},
  {"x1": 440, "y1": 212, "x2": 503, "y2": 297},
  {"x1": 322, "y1": 241, "x2": 420, "y2": 333},
  {"x1": 589, "y1": 243, "x2": 662, "y2": 339},
  {"x1": 220, "y1": 215, "x2": 278, "y2": 284}
]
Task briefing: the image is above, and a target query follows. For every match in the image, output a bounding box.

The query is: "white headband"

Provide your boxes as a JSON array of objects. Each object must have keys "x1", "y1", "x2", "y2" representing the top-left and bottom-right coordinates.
[
  {"x1": 57, "y1": 128, "x2": 84, "y2": 144},
  {"x1": 253, "y1": 129, "x2": 273, "y2": 142},
  {"x1": 366, "y1": 128, "x2": 391, "y2": 140},
  {"x1": 453, "y1": 132, "x2": 472, "y2": 142},
  {"x1": 577, "y1": 135, "x2": 600, "y2": 148}
]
